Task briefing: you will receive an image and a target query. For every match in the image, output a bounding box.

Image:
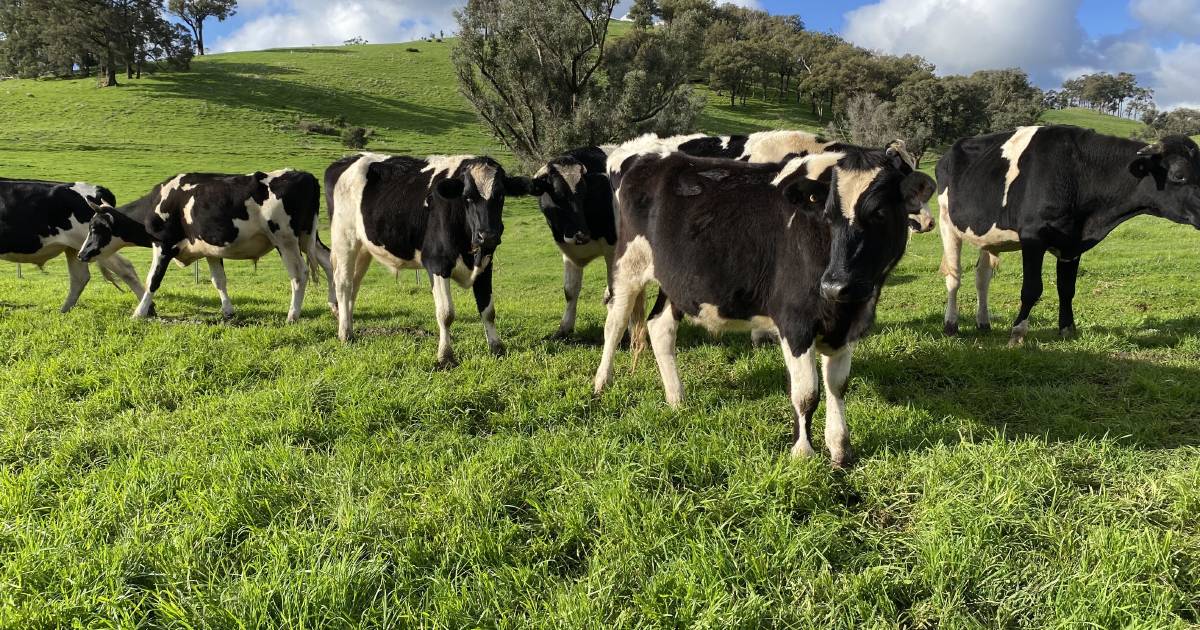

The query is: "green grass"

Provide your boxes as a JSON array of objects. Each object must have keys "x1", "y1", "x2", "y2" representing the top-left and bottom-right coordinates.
[
  {"x1": 1, "y1": 44, "x2": 1199, "y2": 628},
  {"x1": 1040, "y1": 107, "x2": 1147, "y2": 137}
]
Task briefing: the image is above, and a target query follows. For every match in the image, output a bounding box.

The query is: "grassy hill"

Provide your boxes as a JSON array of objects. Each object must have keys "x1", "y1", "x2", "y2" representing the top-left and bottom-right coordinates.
[{"x1": 1, "y1": 45, "x2": 1199, "y2": 627}]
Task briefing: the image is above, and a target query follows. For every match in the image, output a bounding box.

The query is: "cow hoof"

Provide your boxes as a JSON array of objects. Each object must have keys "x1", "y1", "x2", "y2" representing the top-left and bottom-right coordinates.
[
  {"x1": 790, "y1": 442, "x2": 817, "y2": 459},
  {"x1": 550, "y1": 328, "x2": 572, "y2": 341},
  {"x1": 435, "y1": 355, "x2": 459, "y2": 371},
  {"x1": 831, "y1": 452, "x2": 857, "y2": 469},
  {"x1": 1008, "y1": 321, "x2": 1029, "y2": 347},
  {"x1": 1059, "y1": 326, "x2": 1077, "y2": 340},
  {"x1": 147, "y1": 304, "x2": 157, "y2": 318},
  {"x1": 977, "y1": 322, "x2": 991, "y2": 332},
  {"x1": 489, "y1": 342, "x2": 507, "y2": 357},
  {"x1": 943, "y1": 321, "x2": 959, "y2": 336}
]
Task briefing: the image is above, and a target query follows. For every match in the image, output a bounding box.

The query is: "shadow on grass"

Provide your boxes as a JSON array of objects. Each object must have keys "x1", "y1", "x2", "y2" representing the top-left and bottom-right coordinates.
[{"x1": 137, "y1": 62, "x2": 475, "y2": 136}]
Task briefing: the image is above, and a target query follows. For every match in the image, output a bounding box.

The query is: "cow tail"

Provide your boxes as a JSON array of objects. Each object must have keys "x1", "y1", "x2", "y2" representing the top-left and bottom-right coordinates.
[
  {"x1": 628, "y1": 288, "x2": 648, "y2": 373},
  {"x1": 304, "y1": 230, "x2": 327, "y2": 286}
]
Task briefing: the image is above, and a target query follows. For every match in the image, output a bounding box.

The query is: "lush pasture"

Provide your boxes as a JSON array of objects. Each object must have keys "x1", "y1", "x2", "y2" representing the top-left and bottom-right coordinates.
[{"x1": 1, "y1": 42, "x2": 1199, "y2": 628}]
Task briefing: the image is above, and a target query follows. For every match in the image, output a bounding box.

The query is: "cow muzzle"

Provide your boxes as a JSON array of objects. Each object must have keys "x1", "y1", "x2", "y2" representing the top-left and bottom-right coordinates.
[
  {"x1": 820, "y1": 279, "x2": 873, "y2": 303},
  {"x1": 566, "y1": 231, "x2": 591, "y2": 246}
]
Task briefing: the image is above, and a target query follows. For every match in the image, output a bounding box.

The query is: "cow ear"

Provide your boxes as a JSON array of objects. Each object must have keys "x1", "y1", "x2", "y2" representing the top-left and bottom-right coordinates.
[
  {"x1": 435, "y1": 177, "x2": 465, "y2": 200},
  {"x1": 502, "y1": 175, "x2": 537, "y2": 197},
  {"x1": 1131, "y1": 142, "x2": 1165, "y2": 179},
  {"x1": 901, "y1": 172, "x2": 936, "y2": 212},
  {"x1": 782, "y1": 178, "x2": 829, "y2": 210}
]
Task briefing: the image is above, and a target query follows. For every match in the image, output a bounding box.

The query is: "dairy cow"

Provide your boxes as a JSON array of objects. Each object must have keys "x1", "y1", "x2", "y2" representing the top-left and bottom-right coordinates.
[
  {"x1": 0, "y1": 178, "x2": 145, "y2": 311},
  {"x1": 593, "y1": 146, "x2": 934, "y2": 466},
  {"x1": 79, "y1": 170, "x2": 334, "y2": 321},
  {"x1": 938, "y1": 125, "x2": 1200, "y2": 342},
  {"x1": 326, "y1": 153, "x2": 535, "y2": 367}
]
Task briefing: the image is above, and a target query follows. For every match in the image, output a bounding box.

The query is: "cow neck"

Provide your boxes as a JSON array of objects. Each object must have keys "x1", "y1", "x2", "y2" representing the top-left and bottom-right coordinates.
[
  {"x1": 1074, "y1": 140, "x2": 1167, "y2": 247},
  {"x1": 112, "y1": 194, "x2": 156, "y2": 247}
]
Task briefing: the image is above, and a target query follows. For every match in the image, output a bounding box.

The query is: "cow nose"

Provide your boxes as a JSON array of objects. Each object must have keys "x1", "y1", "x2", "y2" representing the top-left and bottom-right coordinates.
[
  {"x1": 820, "y1": 280, "x2": 851, "y2": 302},
  {"x1": 571, "y1": 231, "x2": 590, "y2": 245},
  {"x1": 476, "y1": 231, "x2": 500, "y2": 248}
]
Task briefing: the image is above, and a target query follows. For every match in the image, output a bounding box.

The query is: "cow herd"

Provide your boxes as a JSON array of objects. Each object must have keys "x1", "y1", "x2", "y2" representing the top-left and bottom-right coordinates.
[{"x1": 2, "y1": 125, "x2": 1198, "y2": 466}]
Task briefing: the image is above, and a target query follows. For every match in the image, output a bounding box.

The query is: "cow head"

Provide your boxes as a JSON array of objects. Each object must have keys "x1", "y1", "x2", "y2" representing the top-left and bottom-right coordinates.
[
  {"x1": 532, "y1": 158, "x2": 593, "y2": 245},
  {"x1": 819, "y1": 146, "x2": 936, "y2": 303},
  {"x1": 433, "y1": 157, "x2": 536, "y2": 267},
  {"x1": 78, "y1": 209, "x2": 116, "y2": 262},
  {"x1": 1129, "y1": 136, "x2": 1200, "y2": 228}
]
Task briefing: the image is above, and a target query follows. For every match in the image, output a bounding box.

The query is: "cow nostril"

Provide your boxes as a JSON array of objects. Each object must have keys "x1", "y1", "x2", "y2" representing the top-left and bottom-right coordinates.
[{"x1": 820, "y1": 280, "x2": 848, "y2": 301}]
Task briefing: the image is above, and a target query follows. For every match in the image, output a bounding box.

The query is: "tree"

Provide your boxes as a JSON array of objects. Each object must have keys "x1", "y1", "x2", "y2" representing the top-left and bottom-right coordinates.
[
  {"x1": 968, "y1": 68, "x2": 1043, "y2": 131},
  {"x1": 167, "y1": 0, "x2": 235, "y2": 55},
  {"x1": 453, "y1": 0, "x2": 705, "y2": 167},
  {"x1": 627, "y1": 0, "x2": 656, "y2": 29}
]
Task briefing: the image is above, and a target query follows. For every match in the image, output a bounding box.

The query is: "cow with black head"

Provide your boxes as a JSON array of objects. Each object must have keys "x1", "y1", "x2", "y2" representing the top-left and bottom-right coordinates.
[
  {"x1": 938, "y1": 126, "x2": 1200, "y2": 343},
  {"x1": 593, "y1": 146, "x2": 934, "y2": 467},
  {"x1": 326, "y1": 153, "x2": 536, "y2": 367}
]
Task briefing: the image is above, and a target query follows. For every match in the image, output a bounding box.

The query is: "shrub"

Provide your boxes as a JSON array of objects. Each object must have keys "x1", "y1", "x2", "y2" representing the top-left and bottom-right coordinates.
[
  {"x1": 406, "y1": 47, "x2": 420, "y2": 53},
  {"x1": 298, "y1": 120, "x2": 338, "y2": 136},
  {"x1": 342, "y1": 126, "x2": 369, "y2": 149}
]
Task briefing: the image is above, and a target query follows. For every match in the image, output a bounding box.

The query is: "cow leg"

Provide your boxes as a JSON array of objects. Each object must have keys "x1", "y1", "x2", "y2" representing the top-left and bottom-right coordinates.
[
  {"x1": 939, "y1": 206, "x2": 963, "y2": 336},
  {"x1": 601, "y1": 249, "x2": 615, "y2": 306},
  {"x1": 275, "y1": 243, "x2": 309, "y2": 323},
  {"x1": 781, "y1": 337, "x2": 819, "y2": 458},
  {"x1": 556, "y1": 256, "x2": 584, "y2": 338},
  {"x1": 98, "y1": 254, "x2": 146, "y2": 298},
  {"x1": 821, "y1": 344, "x2": 855, "y2": 468},
  {"x1": 135, "y1": 243, "x2": 174, "y2": 319},
  {"x1": 1056, "y1": 256, "x2": 1080, "y2": 338},
  {"x1": 472, "y1": 263, "x2": 504, "y2": 356},
  {"x1": 332, "y1": 238, "x2": 361, "y2": 342},
  {"x1": 975, "y1": 250, "x2": 999, "y2": 331},
  {"x1": 61, "y1": 253, "x2": 91, "y2": 313},
  {"x1": 593, "y1": 262, "x2": 648, "y2": 395},
  {"x1": 309, "y1": 235, "x2": 337, "y2": 315},
  {"x1": 207, "y1": 257, "x2": 235, "y2": 319},
  {"x1": 647, "y1": 299, "x2": 683, "y2": 406},
  {"x1": 1009, "y1": 245, "x2": 1046, "y2": 346},
  {"x1": 431, "y1": 274, "x2": 457, "y2": 368}
]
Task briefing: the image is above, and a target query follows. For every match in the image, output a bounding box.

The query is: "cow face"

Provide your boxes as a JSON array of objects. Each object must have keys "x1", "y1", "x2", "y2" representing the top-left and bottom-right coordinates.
[
  {"x1": 1130, "y1": 136, "x2": 1200, "y2": 227},
  {"x1": 78, "y1": 209, "x2": 116, "y2": 262},
  {"x1": 435, "y1": 158, "x2": 536, "y2": 266},
  {"x1": 533, "y1": 159, "x2": 591, "y2": 245},
  {"x1": 819, "y1": 148, "x2": 936, "y2": 302}
]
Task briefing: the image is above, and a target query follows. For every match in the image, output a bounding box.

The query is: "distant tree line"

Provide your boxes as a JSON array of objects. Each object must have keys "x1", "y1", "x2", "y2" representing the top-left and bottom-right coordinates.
[
  {"x1": 1045, "y1": 72, "x2": 1155, "y2": 120},
  {"x1": 0, "y1": 0, "x2": 235, "y2": 84}
]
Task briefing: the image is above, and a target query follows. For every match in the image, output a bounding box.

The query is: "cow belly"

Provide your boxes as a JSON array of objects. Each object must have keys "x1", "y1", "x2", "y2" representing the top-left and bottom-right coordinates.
[
  {"x1": 559, "y1": 239, "x2": 612, "y2": 266},
  {"x1": 687, "y1": 303, "x2": 776, "y2": 335},
  {"x1": 177, "y1": 234, "x2": 274, "y2": 262},
  {"x1": 0, "y1": 243, "x2": 71, "y2": 265},
  {"x1": 953, "y1": 222, "x2": 1021, "y2": 252},
  {"x1": 364, "y1": 241, "x2": 422, "y2": 273}
]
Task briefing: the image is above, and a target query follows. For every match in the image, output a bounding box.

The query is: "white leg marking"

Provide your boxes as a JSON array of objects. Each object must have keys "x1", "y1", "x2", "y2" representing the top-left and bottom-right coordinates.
[
  {"x1": 134, "y1": 244, "x2": 166, "y2": 319},
  {"x1": 939, "y1": 190, "x2": 962, "y2": 335},
  {"x1": 275, "y1": 243, "x2": 308, "y2": 323},
  {"x1": 821, "y1": 345, "x2": 855, "y2": 467},
  {"x1": 781, "y1": 338, "x2": 819, "y2": 458},
  {"x1": 594, "y1": 237, "x2": 654, "y2": 395},
  {"x1": 61, "y1": 254, "x2": 91, "y2": 313},
  {"x1": 647, "y1": 307, "x2": 683, "y2": 406},
  {"x1": 432, "y1": 274, "x2": 456, "y2": 367},
  {"x1": 207, "y1": 257, "x2": 234, "y2": 318},
  {"x1": 480, "y1": 297, "x2": 503, "y2": 355}
]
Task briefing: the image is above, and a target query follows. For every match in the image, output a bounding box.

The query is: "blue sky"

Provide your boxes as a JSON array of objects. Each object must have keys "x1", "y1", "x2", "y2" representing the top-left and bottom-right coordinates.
[{"x1": 204, "y1": 0, "x2": 1200, "y2": 107}]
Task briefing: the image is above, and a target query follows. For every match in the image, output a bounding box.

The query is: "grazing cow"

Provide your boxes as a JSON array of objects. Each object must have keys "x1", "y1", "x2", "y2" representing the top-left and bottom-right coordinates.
[
  {"x1": 593, "y1": 146, "x2": 934, "y2": 466},
  {"x1": 0, "y1": 178, "x2": 146, "y2": 311},
  {"x1": 326, "y1": 153, "x2": 535, "y2": 367},
  {"x1": 535, "y1": 130, "x2": 882, "y2": 338},
  {"x1": 78, "y1": 170, "x2": 334, "y2": 321},
  {"x1": 938, "y1": 126, "x2": 1200, "y2": 343}
]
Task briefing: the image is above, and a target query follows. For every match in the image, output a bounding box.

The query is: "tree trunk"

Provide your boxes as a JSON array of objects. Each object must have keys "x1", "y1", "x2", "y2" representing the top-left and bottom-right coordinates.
[
  {"x1": 100, "y1": 48, "x2": 119, "y2": 87},
  {"x1": 197, "y1": 22, "x2": 205, "y2": 56}
]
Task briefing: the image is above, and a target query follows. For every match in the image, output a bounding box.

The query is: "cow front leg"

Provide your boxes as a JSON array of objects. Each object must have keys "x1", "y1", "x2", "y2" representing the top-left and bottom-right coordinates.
[
  {"x1": 1010, "y1": 245, "x2": 1046, "y2": 346},
  {"x1": 976, "y1": 250, "x2": 999, "y2": 331},
  {"x1": 275, "y1": 243, "x2": 309, "y2": 323},
  {"x1": 602, "y1": 249, "x2": 615, "y2": 307},
  {"x1": 647, "y1": 299, "x2": 683, "y2": 406},
  {"x1": 431, "y1": 274, "x2": 457, "y2": 369},
  {"x1": 781, "y1": 336, "x2": 819, "y2": 458},
  {"x1": 556, "y1": 256, "x2": 584, "y2": 338},
  {"x1": 207, "y1": 257, "x2": 235, "y2": 319},
  {"x1": 472, "y1": 263, "x2": 504, "y2": 356},
  {"x1": 1056, "y1": 257, "x2": 1080, "y2": 338},
  {"x1": 61, "y1": 254, "x2": 92, "y2": 313},
  {"x1": 821, "y1": 344, "x2": 855, "y2": 467},
  {"x1": 134, "y1": 244, "x2": 174, "y2": 319}
]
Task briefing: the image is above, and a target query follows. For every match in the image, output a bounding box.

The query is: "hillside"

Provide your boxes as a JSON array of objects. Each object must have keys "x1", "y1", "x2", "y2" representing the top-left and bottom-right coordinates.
[{"x1": 2, "y1": 42, "x2": 1199, "y2": 628}]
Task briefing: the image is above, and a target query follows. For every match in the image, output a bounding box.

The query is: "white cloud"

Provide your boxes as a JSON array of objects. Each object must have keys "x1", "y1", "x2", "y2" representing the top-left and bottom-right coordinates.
[
  {"x1": 843, "y1": 0, "x2": 1200, "y2": 109},
  {"x1": 213, "y1": 0, "x2": 458, "y2": 52}
]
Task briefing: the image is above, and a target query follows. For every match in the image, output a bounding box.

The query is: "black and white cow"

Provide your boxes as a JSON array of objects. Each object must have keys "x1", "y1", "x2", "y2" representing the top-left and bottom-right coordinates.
[
  {"x1": 78, "y1": 170, "x2": 334, "y2": 321},
  {"x1": 533, "y1": 130, "x2": 873, "y2": 338},
  {"x1": 326, "y1": 153, "x2": 535, "y2": 367},
  {"x1": 593, "y1": 147, "x2": 934, "y2": 466},
  {"x1": 938, "y1": 126, "x2": 1200, "y2": 343},
  {"x1": 0, "y1": 178, "x2": 146, "y2": 311}
]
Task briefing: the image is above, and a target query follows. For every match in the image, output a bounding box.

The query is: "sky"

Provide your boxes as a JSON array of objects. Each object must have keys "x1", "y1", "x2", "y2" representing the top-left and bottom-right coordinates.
[{"x1": 203, "y1": 0, "x2": 1200, "y2": 108}]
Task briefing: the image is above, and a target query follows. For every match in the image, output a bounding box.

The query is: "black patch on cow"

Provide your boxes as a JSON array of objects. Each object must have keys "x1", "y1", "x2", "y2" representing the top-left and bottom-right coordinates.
[
  {"x1": 267, "y1": 220, "x2": 280, "y2": 232},
  {"x1": 0, "y1": 180, "x2": 98, "y2": 255}
]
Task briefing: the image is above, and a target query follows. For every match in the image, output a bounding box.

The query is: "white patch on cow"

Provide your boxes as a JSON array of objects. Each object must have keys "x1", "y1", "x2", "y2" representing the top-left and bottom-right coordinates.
[
  {"x1": 559, "y1": 238, "x2": 610, "y2": 267},
  {"x1": 1001, "y1": 126, "x2": 1041, "y2": 207},
  {"x1": 69, "y1": 182, "x2": 109, "y2": 209},
  {"x1": 613, "y1": 235, "x2": 656, "y2": 289},
  {"x1": 606, "y1": 132, "x2": 705, "y2": 177},
  {"x1": 469, "y1": 163, "x2": 499, "y2": 200},
  {"x1": 886, "y1": 139, "x2": 919, "y2": 170},
  {"x1": 555, "y1": 163, "x2": 585, "y2": 192},
  {"x1": 155, "y1": 175, "x2": 186, "y2": 219},
  {"x1": 743, "y1": 130, "x2": 833, "y2": 163},
  {"x1": 449, "y1": 255, "x2": 491, "y2": 288},
  {"x1": 836, "y1": 167, "x2": 882, "y2": 222},
  {"x1": 962, "y1": 224, "x2": 1021, "y2": 251},
  {"x1": 689, "y1": 303, "x2": 775, "y2": 335},
  {"x1": 423, "y1": 155, "x2": 474, "y2": 180},
  {"x1": 534, "y1": 165, "x2": 551, "y2": 179},
  {"x1": 772, "y1": 152, "x2": 845, "y2": 188}
]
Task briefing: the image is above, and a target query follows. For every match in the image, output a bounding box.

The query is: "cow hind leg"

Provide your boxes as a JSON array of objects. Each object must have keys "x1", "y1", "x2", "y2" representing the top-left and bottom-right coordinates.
[
  {"x1": 207, "y1": 257, "x2": 235, "y2": 319},
  {"x1": 939, "y1": 202, "x2": 963, "y2": 336},
  {"x1": 98, "y1": 254, "x2": 146, "y2": 298},
  {"x1": 593, "y1": 244, "x2": 652, "y2": 396},
  {"x1": 821, "y1": 344, "x2": 855, "y2": 468},
  {"x1": 556, "y1": 256, "x2": 584, "y2": 338},
  {"x1": 1056, "y1": 257, "x2": 1080, "y2": 339},
  {"x1": 308, "y1": 233, "x2": 337, "y2": 315},
  {"x1": 331, "y1": 238, "x2": 362, "y2": 342},
  {"x1": 61, "y1": 253, "x2": 91, "y2": 313},
  {"x1": 976, "y1": 249, "x2": 1000, "y2": 331},
  {"x1": 647, "y1": 299, "x2": 683, "y2": 406},
  {"x1": 431, "y1": 274, "x2": 457, "y2": 369},
  {"x1": 135, "y1": 244, "x2": 174, "y2": 319},
  {"x1": 275, "y1": 242, "x2": 309, "y2": 323},
  {"x1": 781, "y1": 337, "x2": 819, "y2": 458},
  {"x1": 1010, "y1": 245, "x2": 1047, "y2": 346}
]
